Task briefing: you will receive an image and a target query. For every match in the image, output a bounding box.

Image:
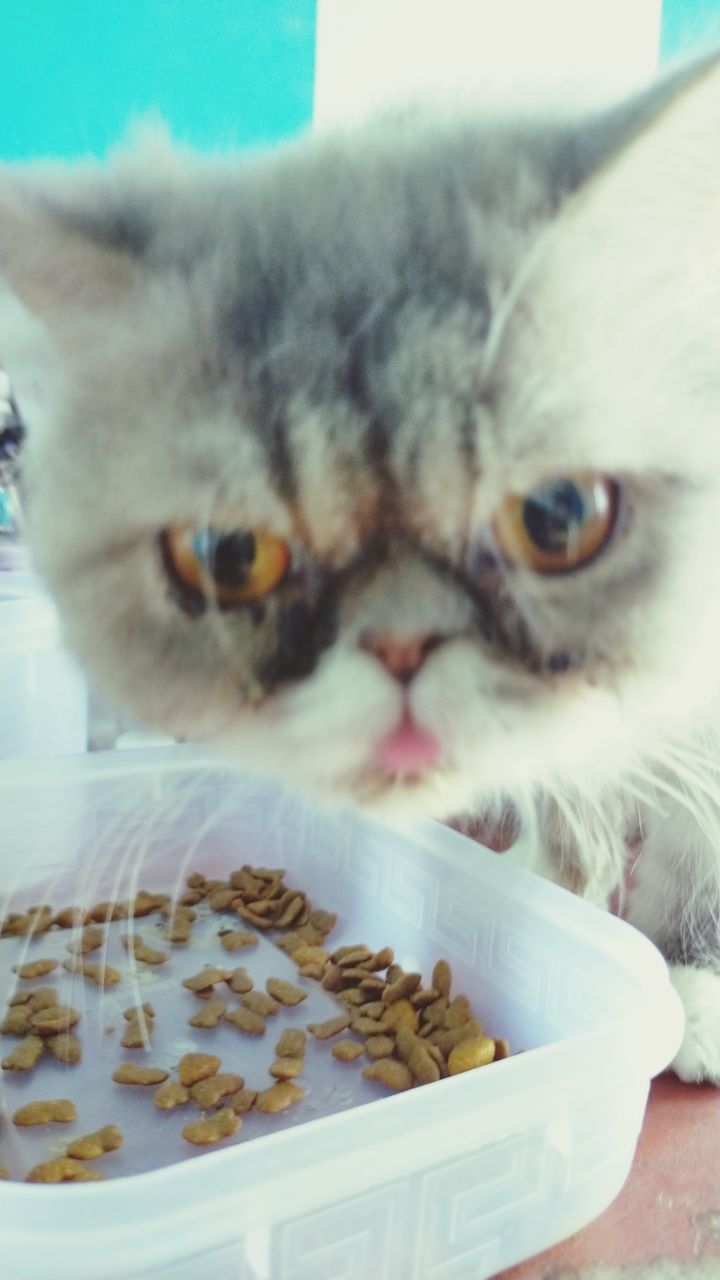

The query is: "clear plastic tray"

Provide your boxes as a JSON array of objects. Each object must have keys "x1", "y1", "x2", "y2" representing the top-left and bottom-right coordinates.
[{"x1": 0, "y1": 748, "x2": 683, "y2": 1280}]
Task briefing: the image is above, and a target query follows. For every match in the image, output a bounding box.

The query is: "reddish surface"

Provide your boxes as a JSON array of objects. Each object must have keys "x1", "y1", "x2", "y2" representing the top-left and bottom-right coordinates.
[{"x1": 499, "y1": 1075, "x2": 720, "y2": 1276}]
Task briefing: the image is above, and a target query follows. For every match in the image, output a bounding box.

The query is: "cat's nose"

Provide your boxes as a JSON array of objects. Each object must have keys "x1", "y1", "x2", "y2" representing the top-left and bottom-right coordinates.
[{"x1": 360, "y1": 630, "x2": 443, "y2": 683}]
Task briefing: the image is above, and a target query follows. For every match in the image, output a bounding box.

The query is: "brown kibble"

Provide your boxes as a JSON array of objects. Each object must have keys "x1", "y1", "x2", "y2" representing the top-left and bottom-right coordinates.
[
  {"x1": 382, "y1": 999, "x2": 419, "y2": 1033},
  {"x1": 113, "y1": 1063, "x2": 168, "y2": 1086},
  {"x1": 233, "y1": 902, "x2": 273, "y2": 930},
  {"x1": 121, "y1": 1015, "x2": 153, "y2": 1049},
  {"x1": 241, "y1": 991, "x2": 278, "y2": 1018},
  {"x1": 432, "y1": 959, "x2": 452, "y2": 999},
  {"x1": 208, "y1": 887, "x2": 239, "y2": 911},
  {"x1": 227, "y1": 1087, "x2": 257, "y2": 1114},
  {"x1": 121, "y1": 935, "x2": 169, "y2": 965},
  {"x1": 190, "y1": 1073, "x2": 244, "y2": 1108},
  {"x1": 320, "y1": 963, "x2": 343, "y2": 992},
  {"x1": 85, "y1": 900, "x2": 127, "y2": 924},
  {"x1": 186, "y1": 872, "x2": 206, "y2": 889},
  {"x1": 26, "y1": 1157, "x2": 103, "y2": 1183},
  {"x1": 493, "y1": 1037, "x2": 511, "y2": 1060},
  {"x1": 431, "y1": 1018, "x2": 484, "y2": 1058},
  {"x1": 1, "y1": 913, "x2": 29, "y2": 937},
  {"x1": 123, "y1": 1002, "x2": 155, "y2": 1021},
  {"x1": 356, "y1": 973, "x2": 386, "y2": 991},
  {"x1": 25, "y1": 906, "x2": 54, "y2": 935},
  {"x1": 256, "y1": 1081, "x2": 304, "y2": 1114},
  {"x1": 298, "y1": 962, "x2": 326, "y2": 980},
  {"x1": 362, "y1": 1058, "x2": 413, "y2": 1091},
  {"x1": 357, "y1": 1000, "x2": 386, "y2": 1020},
  {"x1": 8, "y1": 989, "x2": 32, "y2": 1005},
  {"x1": 444, "y1": 996, "x2": 472, "y2": 1029},
  {"x1": 350, "y1": 1014, "x2": 391, "y2": 1036},
  {"x1": 47, "y1": 1033, "x2": 81, "y2": 1064},
  {"x1": 364, "y1": 1035, "x2": 395, "y2": 1059},
  {"x1": 182, "y1": 1108, "x2": 241, "y2": 1145},
  {"x1": 275, "y1": 1028, "x2": 306, "y2": 1058},
  {"x1": 13, "y1": 1098, "x2": 76, "y2": 1126},
  {"x1": 28, "y1": 988, "x2": 59, "y2": 1011},
  {"x1": 334, "y1": 945, "x2": 373, "y2": 967},
  {"x1": 382, "y1": 972, "x2": 422, "y2": 1006},
  {"x1": 218, "y1": 930, "x2": 259, "y2": 951},
  {"x1": 225, "y1": 967, "x2": 254, "y2": 995},
  {"x1": 2, "y1": 1035, "x2": 45, "y2": 1071},
  {"x1": 67, "y1": 925, "x2": 104, "y2": 955},
  {"x1": 52, "y1": 907, "x2": 84, "y2": 929},
  {"x1": 29, "y1": 1004, "x2": 80, "y2": 1036},
  {"x1": 423, "y1": 996, "x2": 448, "y2": 1029},
  {"x1": 1, "y1": 1006, "x2": 32, "y2": 1035},
  {"x1": 182, "y1": 967, "x2": 231, "y2": 994},
  {"x1": 411, "y1": 988, "x2": 440, "y2": 1008},
  {"x1": 291, "y1": 945, "x2": 330, "y2": 967},
  {"x1": 266, "y1": 977, "x2": 307, "y2": 1006},
  {"x1": 364, "y1": 945, "x2": 394, "y2": 971},
  {"x1": 307, "y1": 908, "x2": 337, "y2": 937},
  {"x1": 274, "y1": 894, "x2": 306, "y2": 929},
  {"x1": 178, "y1": 1052, "x2": 221, "y2": 1087},
  {"x1": 447, "y1": 1036, "x2": 496, "y2": 1074},
  {"x1": 66, "y1": 1124, "x2": 123, "y2": 1160},
  {"x1": 269, "y1": 1055, "x2": 303, "y2": 1079},
  {"x1": 224, "y1": 1006, "x2": 266, "y2": 1036},
  {"x1": 307, "y1": 1012, "x2": 352, "y2": 1040},
  {"x1": 154, "y1": 1081, "x2": 190, "y2": 1109},
  {"x1": 188, "y1": 999, "x2": 226, "y2": 1028},
  {"x1": 396, "y1": 1027, "x2": 441, "y2": 1084},
  {"x1": 331, "y1": 1039, "x2": 365, "y2": 1063},
  {"x1": 336, "y1": 987, "x2": 366, "y2": 1006},
  {"x1": 12, "y1": 958, "x2": 59, "y2": 980},
  {"x1": 63, "y1": 959, "x2": 121, "y2": 988}
]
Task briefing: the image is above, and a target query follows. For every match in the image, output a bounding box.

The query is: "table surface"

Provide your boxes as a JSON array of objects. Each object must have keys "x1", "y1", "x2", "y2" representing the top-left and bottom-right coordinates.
[{"x1": 498, "y1": 1074, "x2": 720, "y2": 1279}]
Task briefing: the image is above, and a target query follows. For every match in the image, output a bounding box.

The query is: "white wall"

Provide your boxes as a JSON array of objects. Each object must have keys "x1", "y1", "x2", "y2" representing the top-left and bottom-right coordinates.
[{"x1": 314, "y1": 0, "x2": 663, "y2": 125}]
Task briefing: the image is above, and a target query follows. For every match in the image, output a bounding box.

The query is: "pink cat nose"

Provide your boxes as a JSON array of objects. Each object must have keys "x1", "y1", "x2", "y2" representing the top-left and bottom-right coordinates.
[{"x1": 360, "y1": 630, "x2": 443, "y2": 683}]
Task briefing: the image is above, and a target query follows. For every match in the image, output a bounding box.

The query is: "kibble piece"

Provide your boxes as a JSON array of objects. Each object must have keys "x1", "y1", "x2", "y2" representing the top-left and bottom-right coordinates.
[
  {"x1": 335, "y1": 987, "x2": 366, "y2": 1007},
  {"x1": 67, "y1": 925, "x2": 104, "y2": 955},
  {"x1": 382, "y1": 999, "x2": 419, "y2": 1033},
  {"x1": 63, "y1": 960, "x2": 121, "y2": 988},
  {"x1": 226, "y1": 967, "x2": 254, "y2": 995},
  {"x1": 382, "y1": 972, "x2": 422, "y2": 1006},
  {"x1": 225, "y1": 1006, "x2": 266, "y2": 1036},
  {"x1": 182, "y1": 1108, "x2": 241, "y2": 1146},
  {"x1": 1, "y1": 913, "x2": 29, "y2": 937},
  {"x1": 493, "y1": 1037, "x2": 511, "y2": 1060},
  {"x1": 275, "y1": 1028, "x2": 306, "y2": 1058},
  {"x1": 307, "y1": 1012, "x2": 352, "y2": 1040},
  {"x1": 8, "y1": 989, "x2": 31, "y2": 1005},
  {"x1": 12, "y1": 958, "x2": 59, "y2": 980},
  {"x1": 66, "y1": 1125, "x2": 123, "y2": 1160},
  {"x1": 182, "y1": 967, "x2": 231, "y2": 994},
  {"x1": 365, "y1": 945, "x2": 394, "y2": 971},
  {"x1": 269, "y1": 1056, "x2": 303, "y2": 1080},
  {"x1": 431, "y1": 1018, "x2": 484, "y2": 1058},
  {"x1": 308, "y1": 908, "x2": 337, "y2": 936},
  {"x1": 447, "y1": 1036, "x2": 496, "y2": 1075},
  {"x1": 332, "y1": 1039, "x2": 365, "y2": 1063},
  {"x1": 13, "y1": 1098, "x2": 76, "y2": 1126},
  {"x1": 208, "y1": 887, "x2": 239, "y2": 912},
  {"x1": 25, "y1": 906, "x2": 54, "y2": 935},
  {"x1": 29, "y1": 1004, "x2": 80, "y2": 1036},
  {"x1": 241, "y1": 991, "x2": 278, "y2": 1018},
  {"x1": 432, "y1": 959, "x2": 453, "y2": 999},
  {"x1": 113, "y1": 1063, "x2": 168, "y2": 1086},
  {"x1": 188, "y1": 999, "x2": 226, "y2": 1028},
  {"x1": 365, "y1": 1035, "x2": 395, "y2": 1060},
  {"x1": 47, "y1": 1033, "x2": 82, "y2": 1064},
  {"x1": 27, "y1": 1157, "x2": 103, "y2": 1183},
  {"x1": 256, "y1": 1081, "x2": 304, "y2": 1114},
  {"x1": 227, "y1": 1087, "x2": 257, "y2": 1114},
  {"x1": 178, "y1": 1052, "x2": 221, "y2": 1087},
  {"x1": 351, "y1": 1014, "x2": 391, "y2": 1036},
  {"x1": 291, "y1": 945, "x2": 329, "y2": 967},
  {"x1": 219, "y1": 930, "x2": 259, "y2": 952},
  {"x1": 124, "y1": 1002, "x2": 155, "y2": 1020},
  {"x1": 52, "y1": 906, "x2": 84, "y2": 929},
  {"x1": 1, "y1": 1006, "x2": 32, "y2": 1035},
  {"x1": 266, "y1": 977, "x2": 307, "y2": 1006},
  {"x1": 275, "y1": 894, "x2": 306, "y2": 929},
  {"x1": 2, "y1": 1034, "x2": 45, "y2": 1071},
  {"x1": 395, "y1": 1027, "x2": 441, "y2": 1085},
  {"x1": 190, "y1": 1073, "x2": 245, "y2": 1108},
  {"x1": 334, "y1": 945, "x2": 373, "y2": 967},
  {"x1": 28, "y1": 988, "x2": 59, "y2": 1011},
  {"x1": 154, "y1": 1081, "x2": 190, "y2": 1110},
  {"x1": 298, "y1": 962, "x2": 326, "y2": 980},
  {"x1": 423, "y1": 996, "x2": 448, "y2": 1029},
  {"x1": 121, "y1": 1015, "x2": 154, "y2": 1049},
  {"x1": 362, "y1": 1059, "x2": 413, "y2": 1092},
  {"x1": 444, "y1": 996, "x2": 472, "y2": 1029},
  {"x1": 121, "y1": 935, "x2": 169, "y2": 965}
]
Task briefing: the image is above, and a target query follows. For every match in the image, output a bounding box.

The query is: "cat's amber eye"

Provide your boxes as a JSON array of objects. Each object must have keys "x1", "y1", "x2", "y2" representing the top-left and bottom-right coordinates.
[
  {"x1": 492, "y1": 474, "x2": 617, "y2": 574},
  {"x1": 162, "y1": 526, "x2": 290, "y2": 606}
]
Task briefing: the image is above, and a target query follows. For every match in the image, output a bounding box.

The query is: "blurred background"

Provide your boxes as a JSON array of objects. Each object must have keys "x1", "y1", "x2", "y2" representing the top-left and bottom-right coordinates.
[{"x1": 0, "y1": 0, "x2": 718, "y2": 757}]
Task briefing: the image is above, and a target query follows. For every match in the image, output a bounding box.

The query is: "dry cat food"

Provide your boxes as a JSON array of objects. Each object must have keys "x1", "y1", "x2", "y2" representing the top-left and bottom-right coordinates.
[{"x1": 0, "y1": 859, "x2": 510, "y2": 1182}]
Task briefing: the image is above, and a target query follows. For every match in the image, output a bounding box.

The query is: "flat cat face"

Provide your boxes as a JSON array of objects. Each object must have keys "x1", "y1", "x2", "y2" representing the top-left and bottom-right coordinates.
[{"x1": 3, "y1": 54, "x2": 720, "y2": 817}]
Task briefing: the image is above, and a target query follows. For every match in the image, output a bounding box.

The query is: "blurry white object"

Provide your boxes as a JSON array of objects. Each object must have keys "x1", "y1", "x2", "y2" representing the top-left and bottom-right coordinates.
[
  {"x1": 314, "y1": 0, "x2": 662, "y2": 125},
  {"x1": 0, "y1": 572, "x2": 87, "y2": 757}
]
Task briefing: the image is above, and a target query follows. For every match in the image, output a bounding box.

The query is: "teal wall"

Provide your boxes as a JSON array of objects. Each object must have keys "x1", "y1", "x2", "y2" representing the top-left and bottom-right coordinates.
[
  {"x1": 660, "y1": 0, "x2": 720, "y2": 58},
  {"x1": 0, "y1": 0, "x2": 316, "y2": 160}
]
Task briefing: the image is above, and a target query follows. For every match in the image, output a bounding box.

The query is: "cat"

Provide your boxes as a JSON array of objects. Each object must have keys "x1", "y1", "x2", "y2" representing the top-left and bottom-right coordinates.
[{"x1": 2, "y1": 51, "x2": 720, "y2": 1082}]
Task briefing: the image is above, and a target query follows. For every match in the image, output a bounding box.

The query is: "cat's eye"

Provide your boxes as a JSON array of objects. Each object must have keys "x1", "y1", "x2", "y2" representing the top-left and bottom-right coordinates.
[
  {"x1": 162, "y1": 526, "x2": 290, "y2": 606},
  {"x1": 492, "y1": 474, "x2": 617, "y2": 574}
]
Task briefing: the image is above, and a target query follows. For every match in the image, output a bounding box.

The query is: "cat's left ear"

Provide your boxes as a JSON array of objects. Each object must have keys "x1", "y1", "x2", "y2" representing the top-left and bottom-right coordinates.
[{"x1": 0, "y1": 171, "x2": 138, "y2": 326}]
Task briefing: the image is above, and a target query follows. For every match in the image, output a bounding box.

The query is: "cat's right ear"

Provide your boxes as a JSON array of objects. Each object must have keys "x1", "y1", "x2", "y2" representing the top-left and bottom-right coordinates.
[{"x1": 0, "y1": 171, "x2": 138, "y2": 327}]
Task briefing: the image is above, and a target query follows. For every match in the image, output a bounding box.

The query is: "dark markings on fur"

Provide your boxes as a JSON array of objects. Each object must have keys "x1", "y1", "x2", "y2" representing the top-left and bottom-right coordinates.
[{"x1": 260, "y1": 592, "x2": 339, "y2": 688}]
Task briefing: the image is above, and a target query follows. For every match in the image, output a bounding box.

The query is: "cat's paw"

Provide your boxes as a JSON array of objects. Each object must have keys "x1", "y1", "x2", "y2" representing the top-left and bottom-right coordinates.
[{"x1": 668, "y1": 964, "x2": 720, "y2": 1084}]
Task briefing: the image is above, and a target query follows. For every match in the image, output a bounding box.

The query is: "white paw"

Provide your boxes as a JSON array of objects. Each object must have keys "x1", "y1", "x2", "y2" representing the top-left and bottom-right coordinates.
[{"x1": 668, "y1": 964, "x2": 720, "y2": 1084}]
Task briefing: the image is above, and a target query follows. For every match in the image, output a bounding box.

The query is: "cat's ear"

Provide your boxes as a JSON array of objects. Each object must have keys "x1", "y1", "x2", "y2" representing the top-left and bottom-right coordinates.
[{"x1": 0, "y1": 171, "x2": 138, "y2": 325}]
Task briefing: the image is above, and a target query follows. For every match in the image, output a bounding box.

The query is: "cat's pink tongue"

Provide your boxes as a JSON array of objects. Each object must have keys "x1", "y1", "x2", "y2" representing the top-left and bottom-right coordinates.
[{"x1": 376, "y1": 715, "x2": 440, "y2": 777}]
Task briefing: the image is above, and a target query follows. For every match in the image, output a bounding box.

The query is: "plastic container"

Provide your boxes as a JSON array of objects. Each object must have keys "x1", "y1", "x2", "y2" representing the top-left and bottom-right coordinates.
[
  {"x1": 0, "y1": 749, "x2": 683, "y2": 1280},
  {"x1": 0, "y1": 570, "x2": 87, "y2": 758}
]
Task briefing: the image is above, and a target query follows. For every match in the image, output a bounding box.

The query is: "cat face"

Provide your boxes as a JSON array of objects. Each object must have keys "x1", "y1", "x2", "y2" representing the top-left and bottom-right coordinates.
[{"x1": 3, "y1": 54, "x2": 720, "y2": 818}]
